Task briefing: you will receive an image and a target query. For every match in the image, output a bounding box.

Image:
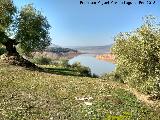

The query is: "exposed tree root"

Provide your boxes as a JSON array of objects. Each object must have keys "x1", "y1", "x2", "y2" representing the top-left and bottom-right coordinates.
[{"x1": 0, "y1": 54, "x2": 41, "y2": 70}]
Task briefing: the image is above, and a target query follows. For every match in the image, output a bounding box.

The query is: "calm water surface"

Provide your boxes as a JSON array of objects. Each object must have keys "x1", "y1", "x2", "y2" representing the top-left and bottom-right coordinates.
[{"x1": 69, "y1": 54, "x2": 115, "y2": 76}]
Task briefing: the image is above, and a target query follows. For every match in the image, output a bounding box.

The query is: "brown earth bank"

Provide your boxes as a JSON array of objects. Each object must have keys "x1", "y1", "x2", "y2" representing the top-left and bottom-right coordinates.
[
  {"x1": 32, "y1": 51, "x2": 81, "y2": 60},
  {"x1": 96, "y1": 53, "x2": 115, "y2": 63}
]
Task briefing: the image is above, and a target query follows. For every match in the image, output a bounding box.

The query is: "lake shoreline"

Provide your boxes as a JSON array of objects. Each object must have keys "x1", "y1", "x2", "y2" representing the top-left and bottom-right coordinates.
[
  {"x1": 96, "y1": 53, "x2": 115, "y2": 63},
  {"x1": 69, "y1": 54, "x2": 115, "y2": 76}
]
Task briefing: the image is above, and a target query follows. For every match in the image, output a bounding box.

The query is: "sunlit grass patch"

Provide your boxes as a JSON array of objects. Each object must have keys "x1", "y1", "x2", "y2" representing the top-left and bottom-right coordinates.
[{"x1": 0, "y1": 63, "x2": 159, "y2": 119}]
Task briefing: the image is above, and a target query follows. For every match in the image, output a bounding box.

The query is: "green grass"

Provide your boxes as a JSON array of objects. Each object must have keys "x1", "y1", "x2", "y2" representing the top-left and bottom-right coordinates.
[
  {"x1": 38, "y1": 65, "x2": 84, "y2": 77},
  {"x1": 0, "y1": 62, "x2": 159, "y2": 120}
]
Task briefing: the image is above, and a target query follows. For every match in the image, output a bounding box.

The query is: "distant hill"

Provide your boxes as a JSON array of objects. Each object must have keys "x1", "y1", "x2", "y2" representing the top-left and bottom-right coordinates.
[
  {"x1": 66, "y1": 44, "x2": 113, "y2": 54},
  {"x1": 45, "y1": 46, "x2": 78, "y2": 53},
  {"x1": 33, "y1": 46, "x2": 80, "y2": 60}
]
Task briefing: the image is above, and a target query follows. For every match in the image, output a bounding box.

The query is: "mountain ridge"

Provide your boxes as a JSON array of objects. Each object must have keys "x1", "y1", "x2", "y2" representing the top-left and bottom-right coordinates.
[{"x1": 66, "y1": 44, "x2": 113, "y2": 54}]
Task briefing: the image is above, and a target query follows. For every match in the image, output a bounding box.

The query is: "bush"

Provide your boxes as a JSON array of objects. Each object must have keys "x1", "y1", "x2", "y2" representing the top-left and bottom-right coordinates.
[
  {"x1": 32, "y1": 56, "x2": 52, "y2": 65},
  {"x1": 71, "y1": 62, "x2": 81, "y2": 68},
  {"x1": 112, "y1": 15, "x2": 160, "y2": 98},
  {"x1": 61, "y1": 59, "x2": 70, "y2": 68},
  {"x1": 50, "y1": 59, "x2": 71, "y2": 67},
  {"x1": 92, "y1": 73, "x2": 99, "y2": 78},
  {"x1": 71, "y1": 62, "x2": 91, "y2": 77},
  {"x1": 102, "y1": 71, "x2": 124, "y2": 83}
]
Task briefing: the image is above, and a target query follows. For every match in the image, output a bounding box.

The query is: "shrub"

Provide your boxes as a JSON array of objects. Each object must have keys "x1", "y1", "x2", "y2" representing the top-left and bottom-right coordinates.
[
  {"x1": 71, "y1": 62, "x2": 91, "y2": 77},
  {"x1": 112, "y1": 15, "x2": 160, "y2": 98},
  {"x1": 50, "y1": 59, "x2": 71, "y2": 67},
  {"x1": 71, "y1": 62, "x2": 81, "y2": 68},
  {"x1": 92, "y1": 73, "x2": 99, "y2": 78},
  {"x1": 61, "y1": 59, "x2": 70, "y2": 68},
  {"x1": 33, "y1": 56, "x2": 52, "y2": 65},
  {"x1": 102, "y1": 71, "x2": 124, "y2": 83}
]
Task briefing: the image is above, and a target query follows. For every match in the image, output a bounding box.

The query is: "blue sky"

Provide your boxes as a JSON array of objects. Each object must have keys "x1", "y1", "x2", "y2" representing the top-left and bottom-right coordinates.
[{"x1": 13, "y1": 0, "x2": 160, "y2": 47}]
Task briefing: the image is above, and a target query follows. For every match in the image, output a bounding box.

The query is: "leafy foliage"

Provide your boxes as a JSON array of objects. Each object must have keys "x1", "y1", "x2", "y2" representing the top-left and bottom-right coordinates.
[
  {"x1": 0, "y1": 0, "x2": 51, "y2": 55},
  {"x1": 16, "y1": 4, "x2": 51, "y2": 54},
  {"x1": 71, "y1": 62, "x2": 92, "y2": 77},
  {"x1": 112, "y1": 16, "x2": 160, "y2": 98},
  {"x1": 0, "y1": 47, "x2": 6, "y2": 55},
  {"x1": 32, "y1": 56, "x2": 52, "y2": 65},
  {"x1": 0, "y1": 0, "x2": 16, "y2": 32},
  {"x1": 0, "y1": 44, "x2": 6, "y2": 55}
]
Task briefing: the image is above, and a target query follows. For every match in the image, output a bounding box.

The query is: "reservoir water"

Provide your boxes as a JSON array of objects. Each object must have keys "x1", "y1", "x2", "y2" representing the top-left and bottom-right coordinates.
[{"x1": 69, "y1": 54, "x2": 115, "y2": 76}]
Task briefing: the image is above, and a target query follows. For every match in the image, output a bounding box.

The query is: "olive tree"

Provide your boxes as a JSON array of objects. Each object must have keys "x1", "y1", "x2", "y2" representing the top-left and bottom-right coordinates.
[
  {"x1": 0, "y1": 0, "x2": 51, "y2": 67},
  {"x1": 112, "y1": 16, "x2": 160, "y2": 98}
]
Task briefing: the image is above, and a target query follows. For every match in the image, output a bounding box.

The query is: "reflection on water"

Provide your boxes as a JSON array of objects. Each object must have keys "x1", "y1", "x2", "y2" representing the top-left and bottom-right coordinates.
[{"x1": 69, "y1": 54, "x2": 115, "y2": 76}]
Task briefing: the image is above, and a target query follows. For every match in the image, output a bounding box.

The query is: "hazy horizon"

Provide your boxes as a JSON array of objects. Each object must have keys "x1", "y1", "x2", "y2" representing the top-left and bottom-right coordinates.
[{"x1": 14, "y1": 0, "x2": 160, "y2": 46}]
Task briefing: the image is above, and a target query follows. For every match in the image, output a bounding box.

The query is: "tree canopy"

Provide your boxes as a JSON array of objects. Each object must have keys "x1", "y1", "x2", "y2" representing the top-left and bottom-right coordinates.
[
  {"x1": 112, "y1": 15, "x2": 160, "y2": 98},
  {"x1": 0, "y1": 0, "x2": 51, "y2": 55}
]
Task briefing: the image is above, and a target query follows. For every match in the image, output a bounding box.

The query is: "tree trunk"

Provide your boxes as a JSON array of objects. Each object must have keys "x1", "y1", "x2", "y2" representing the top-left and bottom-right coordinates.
[
  {"x1": 5, "y1": 39, "x2": 19, "y2": 56},
  {"x1": 0, "y1": 30, "x2": 39, "y2": 69},
  {"x1": 2, "y1": 39, "x2": 38, "y2": 69}
]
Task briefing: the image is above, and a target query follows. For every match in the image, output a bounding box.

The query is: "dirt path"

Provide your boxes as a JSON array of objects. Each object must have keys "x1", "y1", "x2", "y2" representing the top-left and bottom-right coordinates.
[
  {"x1": 125, "y1": 85, "x2": 160, "y2": 109},
  {"x1": 103, "y1": 80, "x2": 160, "y2": 110}
]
